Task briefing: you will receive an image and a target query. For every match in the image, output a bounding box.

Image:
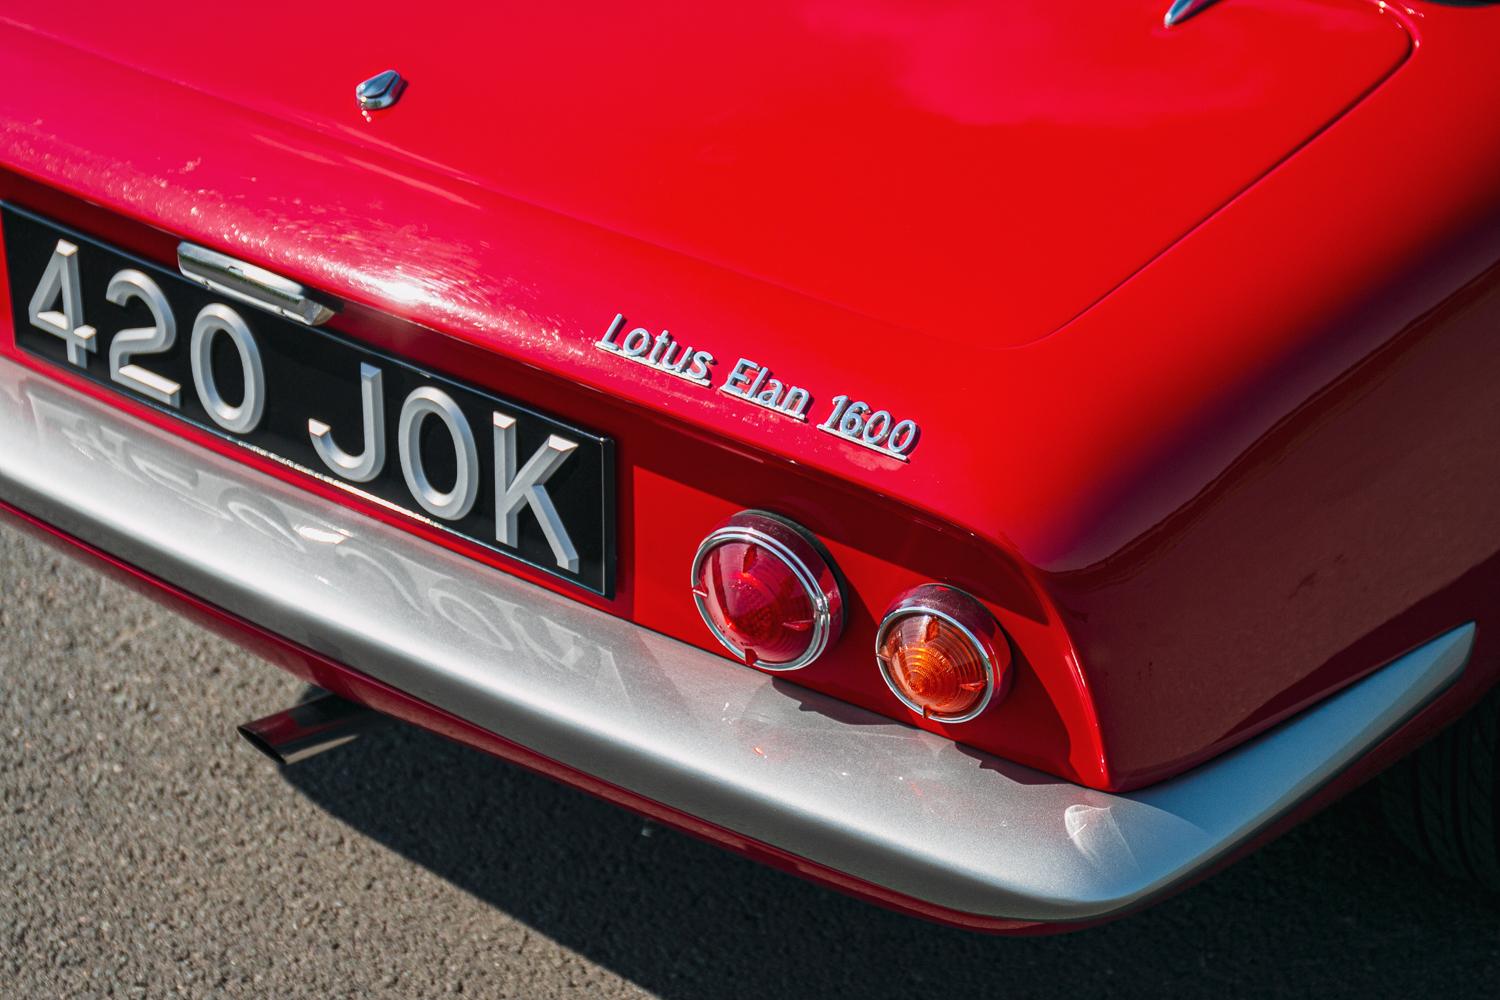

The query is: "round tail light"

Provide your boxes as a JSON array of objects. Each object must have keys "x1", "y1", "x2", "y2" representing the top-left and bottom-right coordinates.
[
  {"x1": 876, "y1": 585, "x2": 1011, "y2": 722},
  {"x1": 691, "y1": 511, "x2": 843, "y2": 671}
]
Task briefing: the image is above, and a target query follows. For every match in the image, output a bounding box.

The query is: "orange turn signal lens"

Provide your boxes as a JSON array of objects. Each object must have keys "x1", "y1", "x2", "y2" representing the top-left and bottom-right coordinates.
[{"x1": 876, "y1": 585, "x2": 1011, "y2": 723}]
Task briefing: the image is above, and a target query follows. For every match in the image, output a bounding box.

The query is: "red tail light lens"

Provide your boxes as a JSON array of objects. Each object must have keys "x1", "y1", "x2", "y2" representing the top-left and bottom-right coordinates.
[
  {"x1": 691, "y1": 511, "x2": 843, "y2": 671},
  {"x1": 876, "y1": 585, "x2": 1011, "y2": 722}
]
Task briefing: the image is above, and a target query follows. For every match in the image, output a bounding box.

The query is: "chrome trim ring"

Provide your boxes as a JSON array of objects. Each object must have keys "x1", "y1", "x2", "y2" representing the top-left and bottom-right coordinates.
[
  {"x1": 875, "y1": 585, "x2": 1009, "y2": 724},
  {"x1": 690, "y1": 512, "x2": 842, "y2": 672}
]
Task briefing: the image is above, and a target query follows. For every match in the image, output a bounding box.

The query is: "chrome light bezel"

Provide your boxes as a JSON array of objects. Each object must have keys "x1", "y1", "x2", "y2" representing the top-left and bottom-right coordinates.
[
  {"x1": 690, "y1": 511, "x2": 843, "y2": 672},
  {"x1": 875, "y1": 584, "x2": 1011, "y2": 723}
]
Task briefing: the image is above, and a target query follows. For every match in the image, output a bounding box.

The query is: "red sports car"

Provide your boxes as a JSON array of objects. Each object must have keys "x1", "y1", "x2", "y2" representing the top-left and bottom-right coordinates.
[{"x1": 1, "y1": 0, "x2": 1497, "y2": 932}]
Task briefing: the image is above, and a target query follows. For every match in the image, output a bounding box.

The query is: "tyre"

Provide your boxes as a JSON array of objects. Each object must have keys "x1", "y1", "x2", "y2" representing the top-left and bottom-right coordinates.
[{"x1": 1380, "y1": 686, "x2": 1500, "y2": 890}]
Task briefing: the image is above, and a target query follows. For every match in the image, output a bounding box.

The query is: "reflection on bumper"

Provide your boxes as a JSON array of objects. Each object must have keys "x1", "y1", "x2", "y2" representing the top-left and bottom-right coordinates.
[{"x1": 0, "y1": 355, "x2": 1472, "y2": 923}]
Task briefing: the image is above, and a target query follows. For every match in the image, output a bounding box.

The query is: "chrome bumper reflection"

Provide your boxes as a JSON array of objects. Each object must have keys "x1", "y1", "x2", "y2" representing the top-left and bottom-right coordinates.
[{"x1": 0, "y1": 356, "x2": 1471, "y2": 923}]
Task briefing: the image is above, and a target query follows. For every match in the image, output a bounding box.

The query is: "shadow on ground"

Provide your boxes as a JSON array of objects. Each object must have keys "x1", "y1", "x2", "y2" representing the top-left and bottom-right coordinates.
[{"x1": 281, "y1": 716, "x2": 1499, "y2": 999}]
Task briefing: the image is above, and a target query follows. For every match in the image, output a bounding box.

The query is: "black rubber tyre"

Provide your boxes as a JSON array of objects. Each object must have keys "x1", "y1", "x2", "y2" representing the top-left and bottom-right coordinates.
[{"x1": 1380, "y1": 686, "x2": 1500, "y2": 890}]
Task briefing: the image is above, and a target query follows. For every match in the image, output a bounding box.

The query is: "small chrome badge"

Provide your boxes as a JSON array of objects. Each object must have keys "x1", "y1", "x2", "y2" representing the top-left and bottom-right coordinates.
[
  {"x1": 356, "y1": 70, "x2": 405, "y2": 111},
  {"x1": 594, "y1": 313, "x2": 921, "y2": 462},
  {"x1": 1162, "y1": 0, "x2": 1222, "y2": 27}
]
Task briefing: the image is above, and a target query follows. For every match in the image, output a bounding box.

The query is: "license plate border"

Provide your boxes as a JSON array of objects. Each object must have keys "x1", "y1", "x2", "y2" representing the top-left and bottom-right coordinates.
[{"x1": 3, "y1": 202, "x2": 617, "y2": 597}]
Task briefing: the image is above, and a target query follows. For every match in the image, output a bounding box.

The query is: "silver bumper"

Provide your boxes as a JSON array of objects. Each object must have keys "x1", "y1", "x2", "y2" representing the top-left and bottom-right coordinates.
[{"x1": 0, "y1": 356, "x2": 1471, "y2": 924}]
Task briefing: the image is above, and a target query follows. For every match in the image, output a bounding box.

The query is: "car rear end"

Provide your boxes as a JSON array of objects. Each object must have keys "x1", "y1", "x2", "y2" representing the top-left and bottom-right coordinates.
[{"x1": 3, "y1": 0, "x2": 1500, "y2": 930}]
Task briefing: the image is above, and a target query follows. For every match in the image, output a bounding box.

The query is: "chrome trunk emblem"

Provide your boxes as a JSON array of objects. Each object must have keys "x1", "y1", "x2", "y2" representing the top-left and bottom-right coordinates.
[
  {"x1": 355, "y1": 70, "x2": 405, "y2": 111},
  {"x1": 1163, "y1": 0, "x2": 1223, "y2": 27},
  {"x1": 594, "y1": 313, "x2": 921, "y2": 462}
]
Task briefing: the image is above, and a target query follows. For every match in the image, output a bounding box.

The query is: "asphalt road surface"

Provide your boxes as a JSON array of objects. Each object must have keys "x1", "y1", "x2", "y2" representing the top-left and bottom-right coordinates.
[{"x1": 2, "y1": 521, "x2": 1497, "y2": 999}]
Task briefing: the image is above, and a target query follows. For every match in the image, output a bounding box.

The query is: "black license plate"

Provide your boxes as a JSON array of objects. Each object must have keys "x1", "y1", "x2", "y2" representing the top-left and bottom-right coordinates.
[{"x1": 4, "y1": 204, "x2": 614, "y2": 595}]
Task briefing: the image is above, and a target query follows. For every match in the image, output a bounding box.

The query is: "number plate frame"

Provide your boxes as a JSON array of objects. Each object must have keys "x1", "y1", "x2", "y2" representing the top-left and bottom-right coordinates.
[{"x1": 3, "y1": 204, "x2": 616, "y2": 596}]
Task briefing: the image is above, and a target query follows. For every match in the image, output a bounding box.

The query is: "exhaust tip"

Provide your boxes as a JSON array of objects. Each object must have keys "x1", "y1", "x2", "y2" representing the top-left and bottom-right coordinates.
[
  {"x1": 237, "y1": 692, "x2": 380, "y2": 766},
  {"x1": 236, "y1": 722, "x2": 290, "y2": 765}
]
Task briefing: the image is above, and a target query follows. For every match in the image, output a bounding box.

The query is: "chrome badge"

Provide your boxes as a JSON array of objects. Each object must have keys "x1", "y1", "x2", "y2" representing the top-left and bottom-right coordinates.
[
  {"x1": 356, "y1": 70, "x2": 405, "y2": 111},
  {"x1": 595, "y1": 313, "x2": 920, "y2": 462}
]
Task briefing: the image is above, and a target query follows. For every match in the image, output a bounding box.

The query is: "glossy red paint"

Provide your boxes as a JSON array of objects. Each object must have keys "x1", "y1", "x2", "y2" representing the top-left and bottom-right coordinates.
[
  {"x1": 0, "y1": 1, "x2": 1499, "y2": 791},
  {"x1": 0, "y1": 0, "x2": 1409, "y2": 346}
]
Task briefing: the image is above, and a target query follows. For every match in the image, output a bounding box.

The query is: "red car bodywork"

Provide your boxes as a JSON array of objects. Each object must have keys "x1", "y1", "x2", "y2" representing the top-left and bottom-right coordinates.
[{"x1": 2, "y1": 0, "x2": 1499, "y2": 929}]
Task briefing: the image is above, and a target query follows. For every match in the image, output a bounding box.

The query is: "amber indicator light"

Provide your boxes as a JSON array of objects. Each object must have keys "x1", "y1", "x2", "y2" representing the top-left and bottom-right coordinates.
[{"x1": 876, "y1": 585, "x2": 1011, "y2": 723}]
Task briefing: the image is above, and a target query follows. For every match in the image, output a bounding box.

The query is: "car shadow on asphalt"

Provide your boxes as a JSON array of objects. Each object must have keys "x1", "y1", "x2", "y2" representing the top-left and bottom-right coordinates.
[{"x1": 279, "y1": 714, "x2": 1499, "y2": 999}]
